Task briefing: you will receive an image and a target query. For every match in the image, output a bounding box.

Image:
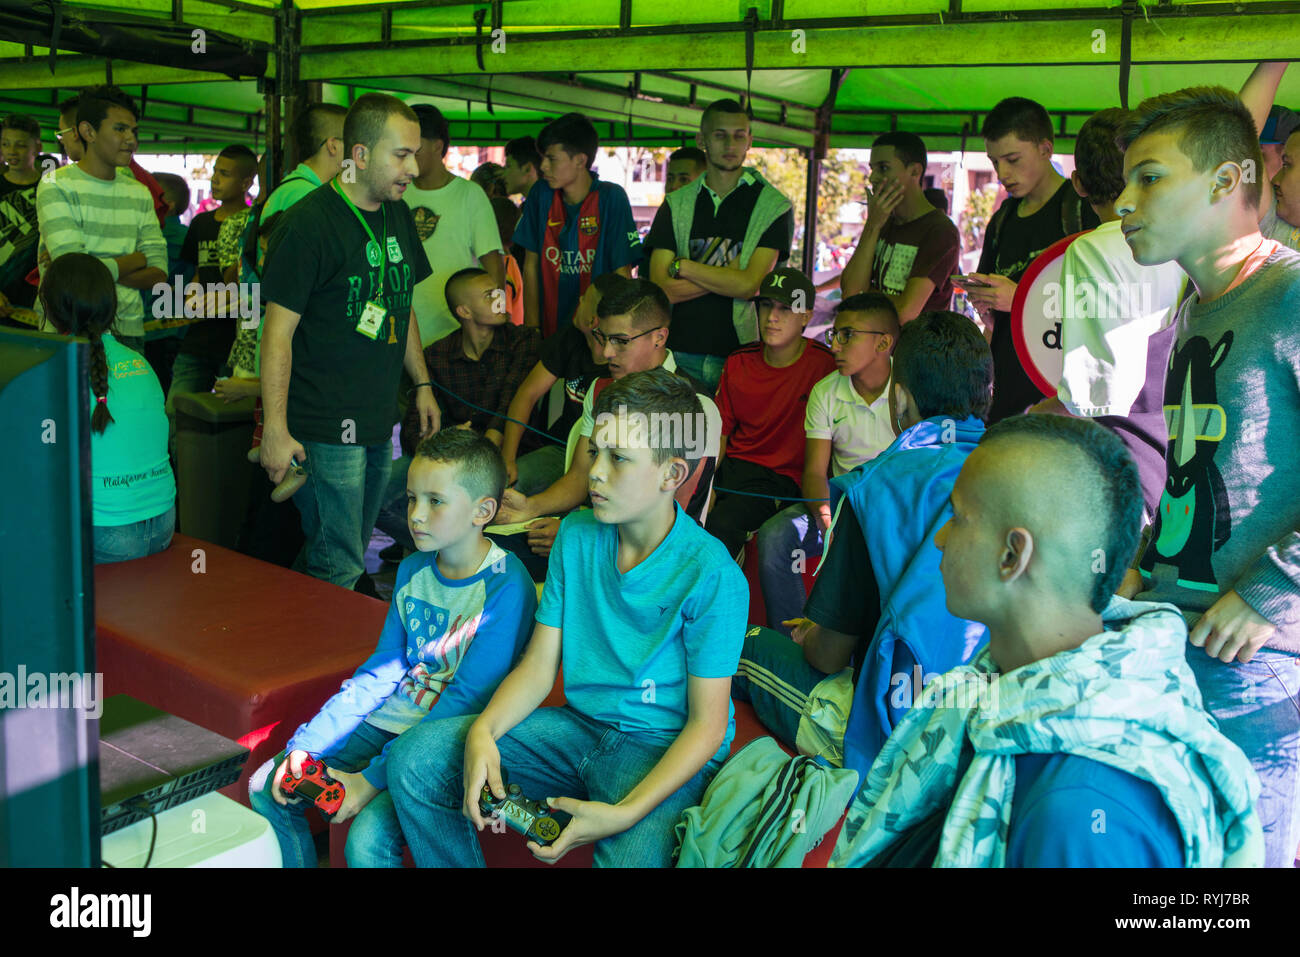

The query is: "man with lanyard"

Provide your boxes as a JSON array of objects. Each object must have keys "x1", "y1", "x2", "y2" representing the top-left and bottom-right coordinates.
[
  {"x1": 647, "y1": 98, "x2": 793, "y2": 391},
  {"x1": 260, "y1": 93, "x2": 438, "y2": 591}
]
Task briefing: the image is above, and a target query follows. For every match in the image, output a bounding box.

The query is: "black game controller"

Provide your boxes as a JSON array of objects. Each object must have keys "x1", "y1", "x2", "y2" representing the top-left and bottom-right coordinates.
[{"x1": 479, "y1": 775, "x2": 571, "y2": 847}]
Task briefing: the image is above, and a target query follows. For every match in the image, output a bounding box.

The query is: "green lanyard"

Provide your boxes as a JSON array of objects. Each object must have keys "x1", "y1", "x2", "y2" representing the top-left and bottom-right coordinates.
[{"x1": 332, "y1": 178, "x2": 388, "y2": 300}]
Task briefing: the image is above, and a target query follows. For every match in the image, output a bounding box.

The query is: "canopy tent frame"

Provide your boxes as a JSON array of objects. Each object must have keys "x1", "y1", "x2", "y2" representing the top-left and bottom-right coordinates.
[{"x1": 2, "y1": 0, "x2": 1298, "y2": 268}]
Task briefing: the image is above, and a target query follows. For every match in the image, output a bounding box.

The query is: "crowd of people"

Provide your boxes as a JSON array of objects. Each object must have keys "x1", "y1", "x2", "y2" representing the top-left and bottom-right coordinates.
[{"x1": 5, "y1": 59, "x2": 1300, "y2": 868}]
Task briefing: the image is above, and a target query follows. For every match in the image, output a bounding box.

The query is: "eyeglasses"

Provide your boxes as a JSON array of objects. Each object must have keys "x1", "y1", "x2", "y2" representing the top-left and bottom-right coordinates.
[
  {"x1": 592, "y1": 326, "x2": 664, "y2": 350},
  {"x1": 824, "y1": 328, "x2": 888, "y2": 346},
  {"x1": 55, "y1": 127, "x2": 77, "y2": 142}
]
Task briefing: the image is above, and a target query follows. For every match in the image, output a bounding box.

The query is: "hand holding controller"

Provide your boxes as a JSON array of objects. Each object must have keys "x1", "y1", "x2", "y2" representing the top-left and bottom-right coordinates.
[
  {"x1": 271, "y1": 457, "x2": 307, "y2": 503},
  {"x1": 478, "y1": 772, "x2": 571, "y2": 847},
  {"x1": 279, "y1": 758, "x2": 346, "y2": 817}
]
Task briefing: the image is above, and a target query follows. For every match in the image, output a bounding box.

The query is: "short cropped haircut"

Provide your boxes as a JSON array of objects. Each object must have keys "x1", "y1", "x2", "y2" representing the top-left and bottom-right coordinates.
[
  {"x1": 77, "y1": 85, "x2": 138, "y2": 134},
  {"x1": 982, "y1": 96, "x2": 1054, "y2": 145},
  {"x1": 668, "y1": 146, "x2": 706, "y2": 168},
  {"x1": 701, "y1": 98, "x2": 748, "y2": 133},
  {"x1": 218, "y1": 144, "x2": 258, "y2": 180},
  {"x1": 343, "y1": 92, "x2": 418, "y2": 158},
  {"x1": 58, "y1": 95, "x2": 80, "y2": 120},
  {"x1": 980, "y1": 414, "x2": 1142, "y2": 613},
  {"x1": 2, "y1": 114, "x2": 40, "y2": 141},
  {"x1": 505, "y1": 135, "x2": 542, "y2": 172},
  {"x1": 591, "y1": 367, "x2": 704, "y2": 464},
  {"x1": 892, "y1": 311, "x2": 994, "y2": 422},
  {"x1": 290, "y1": 102, "x2": 346, "y2": 163},
  {"x1": 413, "y1": 427, "x2": 507, "y2": 506},
  {"x1": 590, "y1": 271, "x2": 625, "y2": 298},
  {"x1": 537, "y1": 112, "x2": 598, "y2": 169},
  {"x1": 836, "y1": 291, "x2": 901, "y2": 345},
  {"x1": 444, "y1": 266, "x2": 489, "y2": 316},
  {"x1": 152, "y1": 171, "x2": 190, "y2": 215},
  {"x1": 411, "y1": 103, "x2": 450, "y2": 158},
  {"x1": 595, "y1": 276, "x2": 672, "y2": 330},
  {"x1": 1118, "y1": 85, "x2": 1265, "y2": 210},
  {"x1": 1074, "y1": 108, "x2": 1130, "y2": 206},
  {"x1": 871, "y1": 131, "x2": 928, "y2": 174}
]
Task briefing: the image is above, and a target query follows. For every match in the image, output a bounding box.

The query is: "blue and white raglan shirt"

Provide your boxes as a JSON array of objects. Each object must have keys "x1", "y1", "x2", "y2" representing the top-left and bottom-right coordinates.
[{"x1": 286, "y1": 542, "x2": 536, "y2": 789}]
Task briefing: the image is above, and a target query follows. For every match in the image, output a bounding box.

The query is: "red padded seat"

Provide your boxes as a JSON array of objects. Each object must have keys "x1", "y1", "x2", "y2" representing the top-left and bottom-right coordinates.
[{"x1": 94, "y1": 534, "x2": 383, "y2": 812}]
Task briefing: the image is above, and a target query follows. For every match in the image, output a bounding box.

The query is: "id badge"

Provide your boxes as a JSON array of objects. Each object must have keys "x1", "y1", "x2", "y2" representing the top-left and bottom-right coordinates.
[{"x1": 356, "y1": 300, "x2": 386, "y2": 340}]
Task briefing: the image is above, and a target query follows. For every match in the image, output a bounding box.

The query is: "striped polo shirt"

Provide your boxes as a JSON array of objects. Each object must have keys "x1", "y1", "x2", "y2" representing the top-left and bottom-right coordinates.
[{"x1": 36, "y1": 164, "x2": 168, "y2": 338}]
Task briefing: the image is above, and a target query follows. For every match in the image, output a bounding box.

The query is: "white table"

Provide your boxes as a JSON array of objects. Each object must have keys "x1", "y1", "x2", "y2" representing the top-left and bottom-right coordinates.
[{"x1": 101, "y1": 792, "x2": 282, "y2": 868}]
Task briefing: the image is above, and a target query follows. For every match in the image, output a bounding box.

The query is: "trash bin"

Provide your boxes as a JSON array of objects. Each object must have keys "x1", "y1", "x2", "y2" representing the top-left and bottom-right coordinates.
[{"x1": 173, "y1": 392, "x2": 256, "y2": 549}]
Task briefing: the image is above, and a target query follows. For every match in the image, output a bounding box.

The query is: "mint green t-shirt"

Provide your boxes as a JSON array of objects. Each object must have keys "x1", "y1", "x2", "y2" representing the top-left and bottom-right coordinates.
[{"x1": 91, "y1": 334, "x2": 175, "y2": 526}]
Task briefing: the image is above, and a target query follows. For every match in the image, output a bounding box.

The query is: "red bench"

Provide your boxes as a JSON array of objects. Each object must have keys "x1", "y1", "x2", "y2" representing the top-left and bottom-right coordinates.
[
  {"x1": 95, "y1": 533, "x2": 843, "y2": 867},
  {"x1": 94, "y1": 534, "x2": 384, "y2": 812}
]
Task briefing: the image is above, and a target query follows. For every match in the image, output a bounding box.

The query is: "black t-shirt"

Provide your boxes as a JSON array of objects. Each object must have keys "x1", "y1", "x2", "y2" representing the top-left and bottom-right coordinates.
[
  {"x1": 178, "y1": 209, "x2": 235, "y2": 362},
  {"x1": 978, "y1": 179, "x2": 1099, "y2": 422},
  {"x1": 538, "y1": 323, "x2": 608, "y2": 444},
  {"x1": 262, "y1": 184, "x2": 433, "y2": 446},
  {"x1": 0, "y1": 176, "x2": 40, "y2": 306},
  {"x1": 803, "y1": 497, "x2": 881, "y2": 684},
  {"x1": 647, "y1": 179, "x2": 792, "y2": 357}
]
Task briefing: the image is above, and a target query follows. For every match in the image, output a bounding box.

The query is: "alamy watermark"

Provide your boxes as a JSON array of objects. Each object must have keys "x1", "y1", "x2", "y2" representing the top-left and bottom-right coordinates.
[
  {"x1": 888, "y1": 665, "x2": 999, "y2": 713},
  {"x1": 592, "y1": 403, "x2": 709, "y2": 460},
  {"x1": 150, "y1": 275, "x2": 261, "y2": 329},
  {"x1": 0, "y1": 667, "x2": 104, "y2": 719}
]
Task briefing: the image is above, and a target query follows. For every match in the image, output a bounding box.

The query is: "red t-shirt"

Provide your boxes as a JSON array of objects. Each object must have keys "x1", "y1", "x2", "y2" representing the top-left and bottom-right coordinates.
[{"x1": 715, "y1": 340, "x2": 837, "y2": 483}]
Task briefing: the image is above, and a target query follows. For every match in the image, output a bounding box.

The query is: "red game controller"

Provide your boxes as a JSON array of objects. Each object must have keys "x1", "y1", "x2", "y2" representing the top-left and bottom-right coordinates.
[{"x1": 279, "y1": 759, "x2": 345, "y2": 817}]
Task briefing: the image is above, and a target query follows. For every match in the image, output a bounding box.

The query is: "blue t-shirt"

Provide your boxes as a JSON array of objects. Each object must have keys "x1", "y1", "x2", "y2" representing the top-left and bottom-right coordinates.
[
  {"x1": 1007, "y1": 753, "x2": 1185, "y2": 867},
  {"x1": 91, "y1": 333, "x2": 176, "y2": 527},
  {"x1": 512, "y1": 175, "x2": 639, "y2": 334},
  {"x1": 536, "y1": 505, "x2": 748, "y2": 762},
  {"x1": 287, "y1": 542, "x2": 536, "y2": 790}
]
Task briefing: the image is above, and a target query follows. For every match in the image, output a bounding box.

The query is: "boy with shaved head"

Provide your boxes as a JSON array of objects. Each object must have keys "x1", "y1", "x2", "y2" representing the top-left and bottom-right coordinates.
[
  {"x1": 1112, "y1": 85, "x2": 1300, "y2": 867},
  {"x1": 833, "y1": 415, "x2": 1261, "y2": 868}
]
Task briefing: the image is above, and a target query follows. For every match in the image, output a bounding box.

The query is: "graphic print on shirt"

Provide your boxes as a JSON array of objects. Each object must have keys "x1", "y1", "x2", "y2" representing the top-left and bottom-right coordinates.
[
  {"x1": 689, "y1": 235, "x2": 740, "y2": 269},
  {"x1": 1141, "y1": 332, "x2": 1233, "y2": 591},
  {"x1": 410, "y1": 207, "x2": 440, "y2": 242},
  {"x1": 875, "y1": 239, "x2": 919, "y2": 294},
  {"x1": 397, "y1": 594, "x2": 483, "y2": 711},
  {"x1": 344, "y1": 260, "x2": 414, "y2": 323},
  {"x1": 0, "y1": 184, "x2": 38, "y2": 264}
]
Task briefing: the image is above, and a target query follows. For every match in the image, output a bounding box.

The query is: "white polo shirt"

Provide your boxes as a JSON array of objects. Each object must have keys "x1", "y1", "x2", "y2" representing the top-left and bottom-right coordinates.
[{"x1": 805, "y1": 368, "x2": 896, "y2": 476}]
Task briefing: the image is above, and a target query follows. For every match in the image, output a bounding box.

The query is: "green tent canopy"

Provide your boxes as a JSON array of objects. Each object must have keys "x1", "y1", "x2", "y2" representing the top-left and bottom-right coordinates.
[{"x1": 1, "y1": 0, "x2": 1296, "y2": 154}]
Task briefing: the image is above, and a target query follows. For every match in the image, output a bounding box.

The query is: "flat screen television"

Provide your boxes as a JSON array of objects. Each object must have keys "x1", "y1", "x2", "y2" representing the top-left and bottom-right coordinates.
[{"x1": 0, "y1": 325, "x2": 99, "y2": 867}]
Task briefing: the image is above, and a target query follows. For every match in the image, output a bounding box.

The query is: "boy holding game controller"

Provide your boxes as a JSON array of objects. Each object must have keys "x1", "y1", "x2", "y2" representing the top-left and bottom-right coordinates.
[
  {"x1": 248, "y1": 428, "x2": 536, "y2": 867},
  {"x1": 387, "y1": 368, "x2": 749, "y2": 867}
]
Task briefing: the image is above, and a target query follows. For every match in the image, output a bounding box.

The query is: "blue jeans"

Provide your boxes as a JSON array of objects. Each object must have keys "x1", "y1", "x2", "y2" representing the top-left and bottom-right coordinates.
[
  {"x1": 165, "y1": 351, "x2": 222, "y2": 417},
  {"x1": 672, "y1": 351, "x2": 726, "y2": 393},
  {"x1": 293, "y1": 439, "x2": 392, "y2": 589},
  {"x1": 374, "y1": 452, "x2": 414, "y2": 552},
  {"x1": 1187, "y1": 648, "x2": 1300, "y2": 867},
  {"x1": 387, "y1": 706, "x2": 718, "y2": 868},
  {"x1": 93, "y1": 506, "x2": 175, "y2": 564},
  {"x1": 757, "y1": 504, "x2": 824, "y2": 636},
  {"x1": 247, "y1": 722, "x2": 405, "y2": 868},
  {"x1": 513, "y1": 443, "x2": 567, "y2": 497}
]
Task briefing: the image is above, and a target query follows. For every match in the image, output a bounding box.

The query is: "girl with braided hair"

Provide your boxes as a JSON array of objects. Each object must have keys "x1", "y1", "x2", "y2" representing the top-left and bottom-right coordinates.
[{"x1": 41, "y1": 252, "x2": 175, "y2": 562}]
